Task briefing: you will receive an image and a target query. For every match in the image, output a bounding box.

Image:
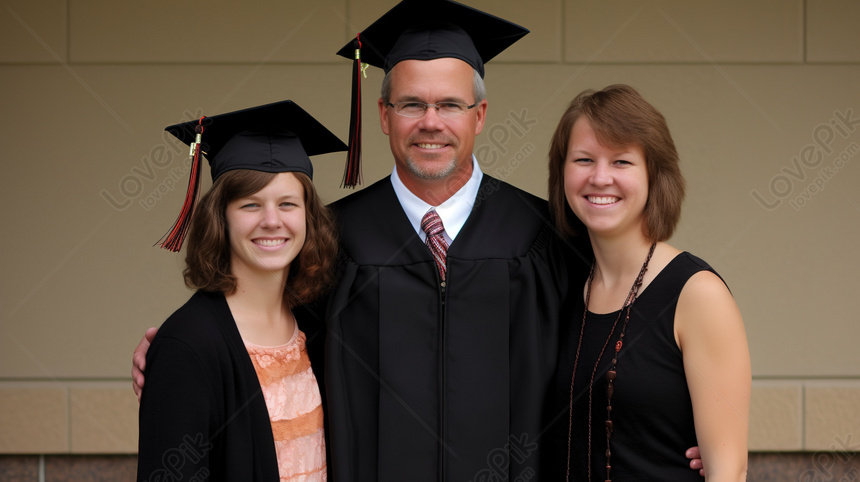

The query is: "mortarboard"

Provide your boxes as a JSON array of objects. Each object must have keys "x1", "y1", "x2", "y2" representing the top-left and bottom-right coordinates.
[
  {"x1": 158, "y1": 100, "x2": 347, "y2": 252},
  {"x1": 335, "y1": 0, "x2": 529, "y2": 188}
]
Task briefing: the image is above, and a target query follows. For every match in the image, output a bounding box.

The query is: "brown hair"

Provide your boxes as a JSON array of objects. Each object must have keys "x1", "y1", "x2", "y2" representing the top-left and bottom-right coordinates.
[
  {"x1": 183, "y1": 169, "x2": 337, "y2": 308},
  {"x1": 548, "y1": 84, "x2": 686, "y2": 241}
]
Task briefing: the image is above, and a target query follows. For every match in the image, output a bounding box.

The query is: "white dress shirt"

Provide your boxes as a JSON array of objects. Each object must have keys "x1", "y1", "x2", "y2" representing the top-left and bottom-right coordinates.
[{"x1": 389, "y1": 155, "x2": 484, "y2": 245}]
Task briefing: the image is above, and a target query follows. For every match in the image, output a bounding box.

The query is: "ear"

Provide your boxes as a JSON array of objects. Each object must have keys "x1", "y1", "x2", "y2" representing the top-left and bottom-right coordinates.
[
  {"x1": 473, "y1": 99, "x2": 488, "y2": 136},
  {"x1": 378, "y1": 98, "x2": 390, "y2": 135}
]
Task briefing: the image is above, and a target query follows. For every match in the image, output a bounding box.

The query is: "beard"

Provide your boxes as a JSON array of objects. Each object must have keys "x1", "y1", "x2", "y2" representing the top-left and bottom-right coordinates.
[{"x1": 404, "y1": 154, "x2": 458, "y2": 180}]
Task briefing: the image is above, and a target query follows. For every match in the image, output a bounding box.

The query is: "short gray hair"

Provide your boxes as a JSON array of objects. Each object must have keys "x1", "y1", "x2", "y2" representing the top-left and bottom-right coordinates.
[{"x1": 381, "y1": 67, "x2": 486, "y2": 104}]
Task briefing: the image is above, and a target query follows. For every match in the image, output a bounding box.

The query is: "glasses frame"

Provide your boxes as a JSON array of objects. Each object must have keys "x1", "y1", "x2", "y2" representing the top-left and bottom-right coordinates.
[{"x1": 385, "y1": 101, "x2": 479, "y2": 118}]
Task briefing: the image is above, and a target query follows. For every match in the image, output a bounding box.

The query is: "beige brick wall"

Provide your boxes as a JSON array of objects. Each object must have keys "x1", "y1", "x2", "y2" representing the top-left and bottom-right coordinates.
[
  {"x1": 69, "y1": 385, "x2": 138, "y2": 454},
  {"x1": 0, "y1": 383, "x2": 137, "y2": 454},
  {"x1": 0, "y1": 385, "x2": 68, "y2": 453},
  {"x1": 68, "y1": 0, "x2": 349, "y2": 63},
  {"x1": 807, "y1": 0, "x2": 860, "y2": 62},
  {"x1": 564, "y1": 0, "x2": 803, "y2": 62},
  {"x1": 748, "y1": 382, "x2": 803, "y2": 451},
  {"x1": 5, "y1": 380, "x2": 859, "y2": 454},
  {"x1": 0, "y1": 0, "x2": 67, "y2": 63},
  {"x1": 805, "y1": 382, "x2": 860, "y2": 451},
  {"x1": 1, "y1": 0, "x2": 857, "y2": 454}
]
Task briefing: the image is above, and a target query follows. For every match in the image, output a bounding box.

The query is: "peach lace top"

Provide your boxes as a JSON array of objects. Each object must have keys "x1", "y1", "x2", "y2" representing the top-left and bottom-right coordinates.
[{"x1": 245, "y1": 329, "x2": 326, "y2": 481}]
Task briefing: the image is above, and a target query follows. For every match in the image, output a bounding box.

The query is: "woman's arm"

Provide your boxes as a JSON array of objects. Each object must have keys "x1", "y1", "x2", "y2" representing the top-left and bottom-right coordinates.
[{"x1": 676, "y1": 270, "x2": 751, "y2": 482}]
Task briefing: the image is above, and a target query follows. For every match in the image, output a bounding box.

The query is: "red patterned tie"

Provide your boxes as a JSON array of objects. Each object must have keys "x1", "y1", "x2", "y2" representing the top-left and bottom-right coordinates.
[{"x1": 421, "y1": 210, "x2": 449, "y2": 281}]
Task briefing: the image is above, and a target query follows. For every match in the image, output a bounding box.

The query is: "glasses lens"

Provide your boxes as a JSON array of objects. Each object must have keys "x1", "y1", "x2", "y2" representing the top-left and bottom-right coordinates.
[
  {"x1": 437, "y1": 103, "x2": 465, "y2": 118},
  {"x1": 391, "y1": 102, "x2": 472, "y2": 118},
  {"x1": 397, "y1": 103, "x2": 426, "y2": 118}
]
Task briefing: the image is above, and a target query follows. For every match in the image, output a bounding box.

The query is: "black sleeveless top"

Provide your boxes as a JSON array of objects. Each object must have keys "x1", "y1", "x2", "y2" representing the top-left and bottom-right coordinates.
[{"x1": 553, "y1": 252, "x2": 719, "y2": 481}]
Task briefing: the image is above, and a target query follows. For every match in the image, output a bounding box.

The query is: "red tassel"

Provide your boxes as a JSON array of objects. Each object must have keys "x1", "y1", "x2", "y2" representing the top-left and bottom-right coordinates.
[
  {"x1": 342, "y1": 35, "x2": 363, "y2": 188},
  {"x1": 157, "y1": 118, "x2": 205, "y2": 252}
]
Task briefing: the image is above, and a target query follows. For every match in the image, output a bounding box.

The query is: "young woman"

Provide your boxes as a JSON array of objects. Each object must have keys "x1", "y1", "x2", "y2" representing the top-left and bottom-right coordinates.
[
  {"x1": 548, "y1": 85, "x2": 750, "y2": 481},
  {"x1": 137, "y1": 101, "x2": 345, "y2": 481}
]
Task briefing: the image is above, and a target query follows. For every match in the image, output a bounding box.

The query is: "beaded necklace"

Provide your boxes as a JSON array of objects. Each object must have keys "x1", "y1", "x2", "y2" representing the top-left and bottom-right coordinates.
[{"x1": 565, "y1": 242, "x2": 656, "y2": 482}]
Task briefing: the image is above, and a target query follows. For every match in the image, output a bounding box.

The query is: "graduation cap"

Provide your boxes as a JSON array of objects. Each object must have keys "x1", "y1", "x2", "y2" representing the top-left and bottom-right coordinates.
[
  {"x1": 158, "y1": 100, "x2": 347, "y2": 252},
  {"x1": 335, "y1": 0, "x2": 528, "y2": 188}
]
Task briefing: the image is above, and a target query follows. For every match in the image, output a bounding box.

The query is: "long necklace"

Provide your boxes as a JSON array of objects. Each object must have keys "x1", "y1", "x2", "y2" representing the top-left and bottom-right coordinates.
[{"x1": 565, "y1": 242, "x2": 656, "y2": 482}]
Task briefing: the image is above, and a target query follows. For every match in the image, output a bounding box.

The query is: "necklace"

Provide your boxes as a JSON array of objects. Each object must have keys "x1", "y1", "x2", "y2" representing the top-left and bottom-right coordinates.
[{"x1": 565, "y1": 242, "x2": 656, "y2": 482}]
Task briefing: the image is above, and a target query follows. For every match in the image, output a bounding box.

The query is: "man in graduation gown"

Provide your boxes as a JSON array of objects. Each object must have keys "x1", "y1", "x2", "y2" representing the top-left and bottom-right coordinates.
[{"x1": 323, "y1": 1, "x2": 578, "y2": 480}]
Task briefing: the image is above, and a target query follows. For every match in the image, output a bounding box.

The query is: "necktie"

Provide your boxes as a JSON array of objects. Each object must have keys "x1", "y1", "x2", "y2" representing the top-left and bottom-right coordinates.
[{"x1": 421, "y1": 210, "x2": 449, "y2": 281}]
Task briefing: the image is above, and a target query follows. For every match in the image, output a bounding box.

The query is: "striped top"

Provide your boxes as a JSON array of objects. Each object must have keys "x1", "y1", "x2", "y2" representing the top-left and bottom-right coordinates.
[{"x1": 245, "y1": 329, "x2": 326, "y2": 481}]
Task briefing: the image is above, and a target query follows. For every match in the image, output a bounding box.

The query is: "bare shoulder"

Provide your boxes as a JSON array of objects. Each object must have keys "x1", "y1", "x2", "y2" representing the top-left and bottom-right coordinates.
[
  {"x1": 675, "y1": 266, "x2": 744, "y2": 350},
  {"x1": 679, "y1": 270, "x2": 733, "y2": 305}
]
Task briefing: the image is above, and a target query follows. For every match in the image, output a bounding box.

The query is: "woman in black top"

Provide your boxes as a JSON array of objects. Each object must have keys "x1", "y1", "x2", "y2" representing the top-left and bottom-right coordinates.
[{"x1": 547, "y1": 85, "x2": 750, "y2": 481}]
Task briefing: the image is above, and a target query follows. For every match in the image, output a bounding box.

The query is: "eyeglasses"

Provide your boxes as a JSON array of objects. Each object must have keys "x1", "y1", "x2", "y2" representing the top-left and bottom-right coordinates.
[{"x1": 386, "y1": 101, "x2": 478, "y2": 118}]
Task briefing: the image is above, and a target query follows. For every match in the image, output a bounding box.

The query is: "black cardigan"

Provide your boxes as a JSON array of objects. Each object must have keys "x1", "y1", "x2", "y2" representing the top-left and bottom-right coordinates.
[{"x1": 137, "y1": 291, "x2": 280, "y2": 482}]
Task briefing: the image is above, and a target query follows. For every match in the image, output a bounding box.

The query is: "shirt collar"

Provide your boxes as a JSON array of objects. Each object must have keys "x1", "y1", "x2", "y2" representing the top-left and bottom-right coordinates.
[{"x1": 390, "y1": 155, "x2": 483, "y2": 244}]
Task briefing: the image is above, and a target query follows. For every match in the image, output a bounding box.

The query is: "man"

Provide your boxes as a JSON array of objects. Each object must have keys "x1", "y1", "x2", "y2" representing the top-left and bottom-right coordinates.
[{"x1": 320, "y1": 2, "x2": 574, "y2": 480}]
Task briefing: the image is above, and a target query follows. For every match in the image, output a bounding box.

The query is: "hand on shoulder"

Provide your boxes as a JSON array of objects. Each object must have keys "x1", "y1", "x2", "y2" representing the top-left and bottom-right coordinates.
[{"x1": 132, "y1": 327, "x2": 158, "y2": 402}]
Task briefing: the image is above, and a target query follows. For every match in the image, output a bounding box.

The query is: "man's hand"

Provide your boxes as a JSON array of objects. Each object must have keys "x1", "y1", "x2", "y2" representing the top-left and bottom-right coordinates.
[
  {"x1": 132, "y1": 327, "x2": 158, "y2": 402},
  {"x1": 686, "y1": 446, "x2": 704, "y2": 477}
]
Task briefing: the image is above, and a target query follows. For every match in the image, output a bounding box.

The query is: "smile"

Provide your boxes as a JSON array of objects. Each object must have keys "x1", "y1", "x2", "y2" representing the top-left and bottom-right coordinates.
[
  {"x1": 253, "y1": 238, "x2": 287, "y2": 247},
  {"x1": 587, "y1": 196, "x2": 620, "y2": 205},
  {"x1": 416, "y1": 143, "x2": 447, "y2": 149}
]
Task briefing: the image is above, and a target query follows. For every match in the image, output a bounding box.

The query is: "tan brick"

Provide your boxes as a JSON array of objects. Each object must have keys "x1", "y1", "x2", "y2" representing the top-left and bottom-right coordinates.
[
  {"x1": 70, "y1": 386, "x2": 139, "y2": 453},
  {"x1": 807, "y1": 0, "x2": 860, "y2": 62},
  {"x1": 70, "y1": 0, "x2": 348, "y2": 63},
  {"x1": 0, "y1": 0, "x2": 67, "y2": 63},
  {"x1": 468, "y1": 0, "x2": 562, "y2": 62},
  {"x1": 0, "y1": 386, "x2": 68, "y2": 453},
  {"x1": 344, "y1": 0, "x2": 395, "y2": 33},
  {"x1": 805, "y1": 382, "x2": 860, "y2": 451},
  {"x1": 747, "y1": 382, "x2": 802, "y2": 451},
  {"x1": 564, "y1": 0, "x2": 803, "y2": 63}
]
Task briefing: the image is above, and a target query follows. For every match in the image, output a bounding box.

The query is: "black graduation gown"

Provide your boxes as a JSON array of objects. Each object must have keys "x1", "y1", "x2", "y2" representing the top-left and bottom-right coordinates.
[
  {"x1": 325, "y1": 175, "x2": 573, "y2": 481},
  {"x1": 137, "y1": 291, "x2": 280, "y2": 482}
]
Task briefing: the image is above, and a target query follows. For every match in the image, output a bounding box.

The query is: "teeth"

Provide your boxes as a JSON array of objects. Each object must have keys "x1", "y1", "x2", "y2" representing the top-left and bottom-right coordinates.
[
  {"x1": 417, "y1": 143, "x2": 445, "y2": 149},
  {"x1": 255, "y1": 239, "x2": 286, "y2": 247},
  {"x1": 588, "y1": 196, "x2": 619, "y2": 205}
]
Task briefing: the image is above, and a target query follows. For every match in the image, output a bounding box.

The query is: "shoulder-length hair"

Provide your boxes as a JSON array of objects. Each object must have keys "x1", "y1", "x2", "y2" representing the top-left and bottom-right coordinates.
[
  {"x1": 548, "y1": 84, "x2": 686, "y2": 241},
  {"x1": 183, "y1": 169, "x2": 337, "y2": 308}
]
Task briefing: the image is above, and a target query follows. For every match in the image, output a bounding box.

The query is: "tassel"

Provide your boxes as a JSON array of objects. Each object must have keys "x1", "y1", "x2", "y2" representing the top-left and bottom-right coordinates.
[
  {"x1": 157, "y1": 118, "x2": 205, "y2": 252},
  {"x1": 342, "y1": 35, "x2": 364, "y2": 188}
]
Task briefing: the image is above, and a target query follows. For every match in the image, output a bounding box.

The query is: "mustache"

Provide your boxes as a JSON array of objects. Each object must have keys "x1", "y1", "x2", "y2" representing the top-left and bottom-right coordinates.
[{"x1": 408, "y1": 136, "x2": 456, "y2": 145}]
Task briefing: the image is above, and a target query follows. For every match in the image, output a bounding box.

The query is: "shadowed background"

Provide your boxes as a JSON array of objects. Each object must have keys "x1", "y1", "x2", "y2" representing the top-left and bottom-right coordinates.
[{"x1": 1, "y1": 0, "x2": 859, "y2": 479}]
